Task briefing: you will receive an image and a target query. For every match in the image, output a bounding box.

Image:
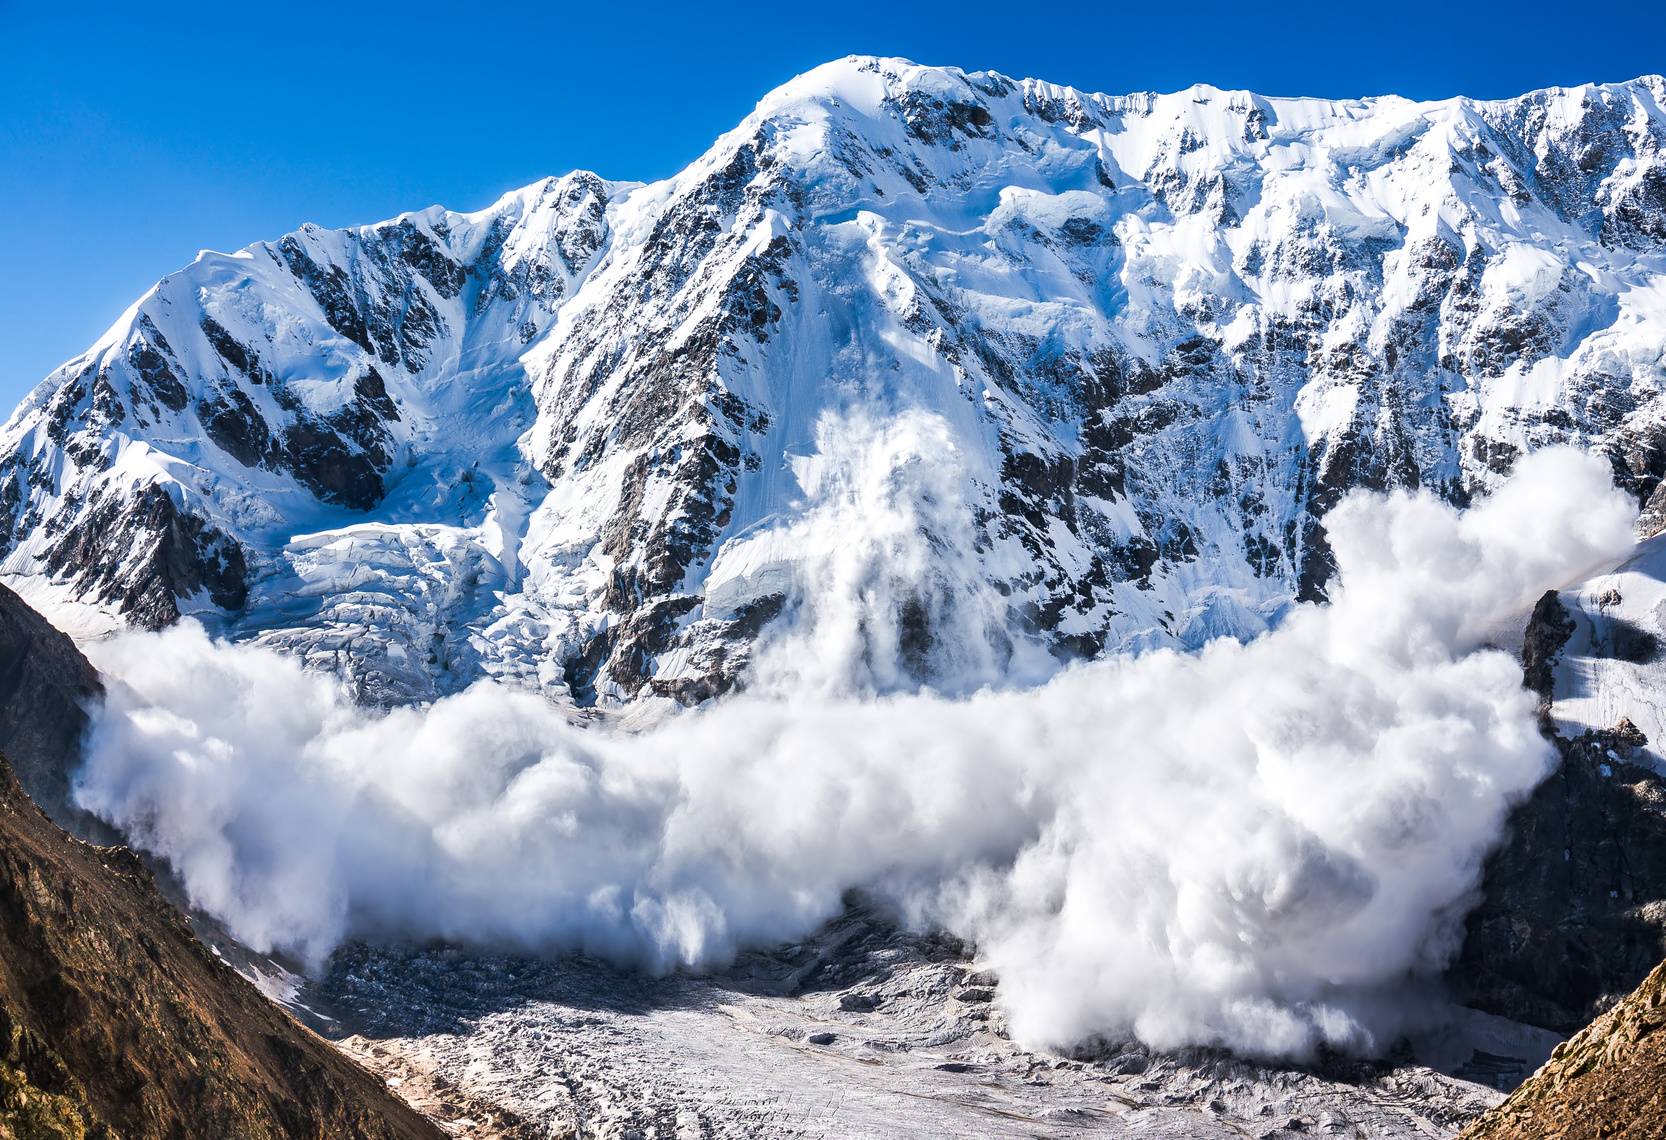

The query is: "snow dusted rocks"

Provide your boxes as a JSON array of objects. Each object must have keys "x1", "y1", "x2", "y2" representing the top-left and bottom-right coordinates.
[
  {"x1": 311, "y1": 899, "x2": 1510, "y2": 1140},
  {"x1": 0, "y1": 173, "x2": 623, "y2": 702},
  {"x1": 5, "y1": 58, "x2": 1666, "y2": 707}
]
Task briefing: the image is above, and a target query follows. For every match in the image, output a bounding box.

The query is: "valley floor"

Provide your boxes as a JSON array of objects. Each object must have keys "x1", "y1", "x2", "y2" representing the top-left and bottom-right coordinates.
[{"x1": 246, "y1": 903, "x2": 1538, "y2": 1140}]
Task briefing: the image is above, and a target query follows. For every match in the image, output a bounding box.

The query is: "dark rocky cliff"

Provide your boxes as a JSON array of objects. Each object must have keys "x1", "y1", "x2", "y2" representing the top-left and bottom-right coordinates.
[
  {"x1": 0, "y1": 583, "x2": 108, "y2": 842},
  {"x1": 1451, "y1": 593, "x2": 1666, "y2": 1034},
  {"x1": 1451, "y1": 724, "x2": 1666, "y2": 1034}
]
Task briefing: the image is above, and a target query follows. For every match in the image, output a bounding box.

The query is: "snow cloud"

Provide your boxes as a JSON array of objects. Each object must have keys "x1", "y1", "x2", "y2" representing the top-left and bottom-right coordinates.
[{"x1": 75, "y1": 411, "x2": 1636, "y2": 1058}]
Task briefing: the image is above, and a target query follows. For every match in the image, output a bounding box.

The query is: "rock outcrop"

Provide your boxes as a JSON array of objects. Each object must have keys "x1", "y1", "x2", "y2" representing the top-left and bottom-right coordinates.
[
  {"x1": 1457, "y1": 957, "x2": 1666, "y2": 1139},
  {"x1": 1453, "y1": 585, "x2": 1666, "y2": 1035},
  {"x1": 1451, "y1": 720, "x2": 1666, "y2": 1034},
  {"x1": 0, "y1": 582, "x2": 106, "y2": 841}
]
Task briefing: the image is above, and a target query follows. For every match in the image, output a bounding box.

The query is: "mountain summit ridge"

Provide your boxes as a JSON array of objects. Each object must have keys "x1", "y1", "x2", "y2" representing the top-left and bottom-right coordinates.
[{"x1": 5, "y1": 56, "x2": 1666, "y2": 708}]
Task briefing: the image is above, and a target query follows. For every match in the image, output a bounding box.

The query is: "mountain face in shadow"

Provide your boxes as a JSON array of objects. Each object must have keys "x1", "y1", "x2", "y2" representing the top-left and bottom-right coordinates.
[{"x1": 0, "y1": 581, "x2": 107, "y2": 842}]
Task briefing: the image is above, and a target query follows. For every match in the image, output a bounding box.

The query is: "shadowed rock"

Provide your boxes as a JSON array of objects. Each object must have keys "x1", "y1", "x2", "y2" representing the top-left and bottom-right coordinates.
[
  {"x1": 0, "y1": 580, "x2": 109, "y2": 841},
  {"x1": 1449, "y1": 603, "x2": 1666, "y2": 1033}
]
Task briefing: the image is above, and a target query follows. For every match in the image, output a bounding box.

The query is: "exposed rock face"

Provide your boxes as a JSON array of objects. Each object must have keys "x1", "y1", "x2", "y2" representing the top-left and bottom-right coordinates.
[
  {"x1": 1521, "y1": 590, "x2": 1577, "y2": 710},
  {"x1": 1451, "y1": 721, "x2": 1666, "y2": 1034},
  {"x1": 1457, "y1": 957, "x2": 1666, "y2": 1139},
  {"x1": 0, "y1": 582, "x2": 106, "y2": 841},
  {"x1": 1453, "y1": 577, "x2": 1666, "y2": 1035},
  {"x1": 5, "y1": 60, "x2": 1666, "y2": 708},
  {"x1": 1450, "y1": 531, "x2": 1666, "y2": 1038},
  {"x1": 0, "y1": 750, "x2": 443, "y2": 1140}
]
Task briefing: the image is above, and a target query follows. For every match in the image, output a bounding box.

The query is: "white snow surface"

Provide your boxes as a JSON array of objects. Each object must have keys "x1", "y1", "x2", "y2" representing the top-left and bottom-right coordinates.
[
  {"x1": 1543, "y1": 533, "x2": 1666, "y2": 770},
  {"x1": 5, "y1": 58, "x2": 1666, "y2": 708}
]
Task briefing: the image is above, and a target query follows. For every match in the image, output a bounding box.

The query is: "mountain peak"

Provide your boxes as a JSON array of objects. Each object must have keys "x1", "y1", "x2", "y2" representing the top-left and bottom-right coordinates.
[{"x1": 3, "y1": 62, "x2": 1665, "y2": 708}]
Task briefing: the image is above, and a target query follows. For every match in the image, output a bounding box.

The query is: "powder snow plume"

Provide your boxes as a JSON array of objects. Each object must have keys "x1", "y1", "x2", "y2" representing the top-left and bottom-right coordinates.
[{"x1": 75, "y1": 410, "x2": 1636, "y2": 1058}]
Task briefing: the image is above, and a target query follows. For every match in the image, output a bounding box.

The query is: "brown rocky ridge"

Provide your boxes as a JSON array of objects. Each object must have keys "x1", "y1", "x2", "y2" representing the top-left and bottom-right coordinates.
[
  {"x1": 0, "y1": 744, "x2": 445, "y2": 1140},
  {"x1": 1458, "y1": 956, "x2": 1666, "y2": 1139}
]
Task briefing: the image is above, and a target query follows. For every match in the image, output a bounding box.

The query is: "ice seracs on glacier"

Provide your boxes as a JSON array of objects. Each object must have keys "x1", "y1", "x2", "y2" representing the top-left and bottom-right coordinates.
[{"x1": 3, "y1": 57, "x2": 1666, "y2": 711}]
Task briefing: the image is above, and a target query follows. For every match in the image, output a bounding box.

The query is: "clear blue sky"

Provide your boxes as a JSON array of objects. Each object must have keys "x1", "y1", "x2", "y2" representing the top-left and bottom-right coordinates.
[{"x1": 2, "y1": 0, "x2": 1661, "y2": 413}]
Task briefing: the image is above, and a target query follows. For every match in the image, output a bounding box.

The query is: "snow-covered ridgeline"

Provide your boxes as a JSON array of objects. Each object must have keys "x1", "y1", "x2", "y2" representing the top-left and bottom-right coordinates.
[{"x1": 4, "y1": 57, "x2": 1666, "y2": 707}]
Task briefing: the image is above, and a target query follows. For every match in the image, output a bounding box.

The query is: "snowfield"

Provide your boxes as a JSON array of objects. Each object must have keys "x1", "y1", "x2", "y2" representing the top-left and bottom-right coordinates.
[{"x1": 3, "y1": 58, "x2": 1665, "y2": 712}]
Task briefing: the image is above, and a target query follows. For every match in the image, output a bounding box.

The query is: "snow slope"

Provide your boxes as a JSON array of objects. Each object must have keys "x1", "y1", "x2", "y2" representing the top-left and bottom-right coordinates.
[
  {"x1": 1532, "y1": 531, "x2": 1666, "y2": 772},
  {"x1": 5, "y1": 58, "x2": 1666, "y2": 706}
]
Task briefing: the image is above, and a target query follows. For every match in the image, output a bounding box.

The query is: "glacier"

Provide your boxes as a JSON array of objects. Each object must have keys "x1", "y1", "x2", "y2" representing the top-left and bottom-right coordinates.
[{"x1": 4, "y1": 57, "x2": 1666, "y2": 709}]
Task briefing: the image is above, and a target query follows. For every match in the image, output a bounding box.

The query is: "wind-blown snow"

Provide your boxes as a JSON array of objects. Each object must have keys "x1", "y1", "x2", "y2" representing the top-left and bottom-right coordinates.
[{"x1": 75, "y1": 438, "x2": 1635, "y2": 1058}]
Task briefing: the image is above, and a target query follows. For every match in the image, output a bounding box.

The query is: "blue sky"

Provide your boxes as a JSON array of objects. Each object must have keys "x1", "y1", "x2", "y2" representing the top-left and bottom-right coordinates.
[{"x1": 2, "y1": 0, "x2": 1662, "y2": 412}]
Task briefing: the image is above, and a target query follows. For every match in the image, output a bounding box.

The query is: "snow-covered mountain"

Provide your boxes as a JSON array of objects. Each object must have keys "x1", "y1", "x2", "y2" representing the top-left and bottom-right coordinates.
[{"x1": 5, "y1": 57, "x2": 1666, "y2": 707}]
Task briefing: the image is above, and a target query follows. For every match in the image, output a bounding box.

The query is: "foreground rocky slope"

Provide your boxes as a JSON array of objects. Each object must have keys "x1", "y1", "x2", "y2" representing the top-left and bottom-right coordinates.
[
  {"x1": 1458, "y1": 957, "x2": 1666, "y2": 1139},
  {"x1": 0, "y1": 748, "x2": 444, "y2": 1139},
  {"x1": 0, "y1": 587, "x2": 440, "y2": 1137},
  {"x1": 5, "y1": 59, "x2": 1666, "y2": 706}
]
